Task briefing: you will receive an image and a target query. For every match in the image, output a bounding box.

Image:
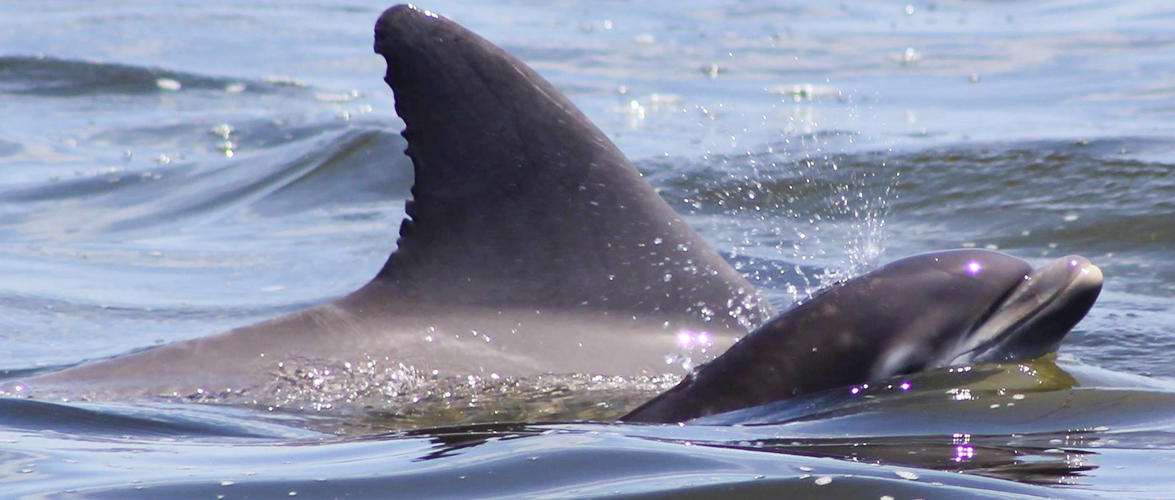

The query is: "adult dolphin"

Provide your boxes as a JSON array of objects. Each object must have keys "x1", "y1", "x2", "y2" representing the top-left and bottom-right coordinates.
[
  {"x1": 622, "y1": 250, "x2": 1103, "y2": 423},
  {"x1": 8, "y1": 5, "x2": 777, "y2": 398}
]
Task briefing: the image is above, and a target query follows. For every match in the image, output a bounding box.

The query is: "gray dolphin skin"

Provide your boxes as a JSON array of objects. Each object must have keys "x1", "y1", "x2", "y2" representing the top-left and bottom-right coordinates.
[
  {"x1": 622, "y1": 250, "x2": 1103, "y2": 423},
  {"x1": 10, "y1": 4, "x2": 774, "y2": 397},
  {"x1": 9, "y1": 5, "x2": 1104, "y2": 426},
  {"x1": 368, "y1": 5, "x2": 773, "y2": 324}
]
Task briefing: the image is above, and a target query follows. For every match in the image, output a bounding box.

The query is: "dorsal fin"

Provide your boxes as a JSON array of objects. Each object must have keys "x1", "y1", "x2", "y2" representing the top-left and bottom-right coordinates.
[{"x1": 370, "y1": 5, "x2": 773, "y2": 329}]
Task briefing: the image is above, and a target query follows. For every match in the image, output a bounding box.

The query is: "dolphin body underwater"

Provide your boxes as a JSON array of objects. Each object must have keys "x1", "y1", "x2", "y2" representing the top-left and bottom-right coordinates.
[{"x1": 7, "y1": 5, "x2": 1103, "y2": 424}]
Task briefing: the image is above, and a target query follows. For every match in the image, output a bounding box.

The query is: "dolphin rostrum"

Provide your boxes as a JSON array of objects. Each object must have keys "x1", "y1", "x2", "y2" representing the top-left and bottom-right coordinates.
[
  {"x1": 8, "y1": 5, "x2": 775, "y2": 399},
  {"x1": 622, "y1": 250, "x2": 1103, "y2": 422}
]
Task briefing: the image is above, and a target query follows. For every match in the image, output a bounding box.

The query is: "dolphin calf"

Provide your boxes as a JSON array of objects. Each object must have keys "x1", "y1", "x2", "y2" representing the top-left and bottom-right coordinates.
[
  {"x1": 622, "y1": 250, "x2": 1103, "y2": 422},
  {"x1": 9, "y1": 4, "x2": 776, "y2": 398}
]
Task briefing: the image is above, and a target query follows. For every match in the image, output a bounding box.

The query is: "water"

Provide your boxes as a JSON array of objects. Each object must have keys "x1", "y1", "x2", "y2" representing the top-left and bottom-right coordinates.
[{"x1": 2, "y1": 0, "x2": 1173, "y2": 497}]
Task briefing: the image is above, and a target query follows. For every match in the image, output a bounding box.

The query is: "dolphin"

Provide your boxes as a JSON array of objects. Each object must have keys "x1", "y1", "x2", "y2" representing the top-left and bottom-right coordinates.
[
  {"x1": 8, "y1": 7, "x2": 1104, "y2": 427},
  {"x1": 621, "y1": 250, "x2": 1103, "y2": 423},
  {"x1": 7, "y1": 5, "x2": 776, "y2": 398}
]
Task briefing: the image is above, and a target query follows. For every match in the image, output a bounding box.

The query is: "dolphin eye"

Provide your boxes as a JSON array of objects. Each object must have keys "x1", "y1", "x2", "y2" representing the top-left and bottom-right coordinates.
[
  {"x1": 890, "y1": 360, "x2": 922, "y2": 376},
  {"x1": 874, "y1": 344, "x2": 928, "y2": 379}
]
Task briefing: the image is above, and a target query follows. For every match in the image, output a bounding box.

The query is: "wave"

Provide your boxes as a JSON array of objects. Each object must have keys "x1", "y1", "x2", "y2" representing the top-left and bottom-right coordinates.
[
  {"x1": 0, "y1": 128, "x2": 411, "y2": 238},
  {"x1": 652, "y1": 137, "x2": 1173, "y2": 251},
  {"x1": 3, "y1": 359, "x2": 1172, "y2": 497},
  {"x1": 0, "y1": 55, "x2": 307, "y2": 97},
  {"x1": 0, "y1": 398, "x2": 318, "y2": 439}
]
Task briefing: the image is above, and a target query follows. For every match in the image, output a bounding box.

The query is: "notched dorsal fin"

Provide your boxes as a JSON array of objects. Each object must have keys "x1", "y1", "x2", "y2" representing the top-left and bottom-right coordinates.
[{"x1": 371, "y1": 5, "x2": 773, "y2": 329}]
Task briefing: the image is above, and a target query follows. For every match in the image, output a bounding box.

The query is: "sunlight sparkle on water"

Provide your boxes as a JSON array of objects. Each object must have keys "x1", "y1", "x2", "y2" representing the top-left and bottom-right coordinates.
[
  {"x1": 965, "y1": 260, "x2": 982, "y2": 276},
  {"x1": 675, "y1": 329, "x2": 712, "y2": 348},
  {"x1": 954, "y1": 445, "x2": 976, "y2": 463}
]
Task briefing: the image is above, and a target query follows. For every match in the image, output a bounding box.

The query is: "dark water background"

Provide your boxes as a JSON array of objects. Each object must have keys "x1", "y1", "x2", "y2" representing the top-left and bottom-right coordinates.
[{"x1": 1, "y1": 1, "x2": 1173, "y2": 498}]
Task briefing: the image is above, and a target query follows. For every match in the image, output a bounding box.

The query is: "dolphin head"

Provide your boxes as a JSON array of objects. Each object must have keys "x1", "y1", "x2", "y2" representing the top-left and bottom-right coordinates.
[
  {"x1": 941, "y1": 254, "x2": 1103, "y2": 365},
  {"x1": 868, "y1": 250, "x2": 1103, "y2": 378},
  {"x1": 623, "y1": 249, "x2": 1103, "y2": 423}
]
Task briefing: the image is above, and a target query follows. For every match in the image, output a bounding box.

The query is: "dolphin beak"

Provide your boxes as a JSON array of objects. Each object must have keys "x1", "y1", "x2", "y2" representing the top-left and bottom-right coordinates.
[
  {"x1": 951, "y1": 255, "x2": 1103, "y2": 365},
  {"x1": 1069, "y1": 256, "x2": 1103, "y2": 293}
]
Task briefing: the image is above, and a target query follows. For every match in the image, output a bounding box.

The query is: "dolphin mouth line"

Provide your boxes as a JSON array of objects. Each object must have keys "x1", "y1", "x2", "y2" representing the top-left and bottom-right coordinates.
[
  {"x1": 949, "y1": 277, "x2": 1028, "y2": 359},
  {"x1": 950, "y1": 256, "x2": 1103, "y2": 365}
]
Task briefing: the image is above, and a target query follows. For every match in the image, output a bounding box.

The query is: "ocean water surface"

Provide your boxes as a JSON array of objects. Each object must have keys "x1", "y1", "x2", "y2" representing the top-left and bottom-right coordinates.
[{"x1": 1, "y1": 0, "x2": 1173, "y2": 498}]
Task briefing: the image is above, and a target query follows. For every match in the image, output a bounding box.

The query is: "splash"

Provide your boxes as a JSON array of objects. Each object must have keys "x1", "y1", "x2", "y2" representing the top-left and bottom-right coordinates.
[
  {"x1": 689, "y1": 133, "x2": 897, "y2": 305},
  {"x1": 175, "y1": 355, "x2": 684, "y2": 432}
]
